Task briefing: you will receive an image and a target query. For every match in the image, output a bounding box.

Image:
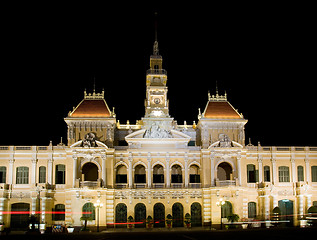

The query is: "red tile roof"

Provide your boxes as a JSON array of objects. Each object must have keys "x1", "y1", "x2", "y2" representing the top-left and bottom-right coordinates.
[
  {"x1": 70, "y1": 99, "x2": 111, "y2": 118},
  {"x1": 203, "y1": 101, "x2": 241, "y2": 119}
]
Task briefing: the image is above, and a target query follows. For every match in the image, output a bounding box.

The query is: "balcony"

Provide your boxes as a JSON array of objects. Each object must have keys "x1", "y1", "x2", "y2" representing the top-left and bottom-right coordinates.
[
  {"x1": 215, "y1": 179, "x2": 237, "y2": 187},
  {"x1": 80, "y1": 180, "x2": 101, "y2": 188}
]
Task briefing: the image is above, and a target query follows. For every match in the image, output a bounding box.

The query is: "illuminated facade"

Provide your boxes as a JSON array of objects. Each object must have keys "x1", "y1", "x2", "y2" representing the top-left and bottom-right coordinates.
[{"x1": 0, "y1": 40, "x2": 317, "y2": 230}]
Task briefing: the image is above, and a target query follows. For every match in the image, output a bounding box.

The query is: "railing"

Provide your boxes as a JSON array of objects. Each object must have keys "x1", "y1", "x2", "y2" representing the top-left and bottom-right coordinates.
[
  {"x1": 153, "y1": 183, "x2": 165, "y2": 188},
  {"x1": 80, "y1": 181, "x2": 100, "y2": 188},
  {"x1": 171, "y1": 183, "x2": 183, "y2": 189},
  {"x1": 146, "y1": 69, "x2": 167, "y2": 75},
  {"x1": 115, "y1": 183, "x2": 127, "y2": 189},
  {"x1": 189, "y1": 183, "x2": 201, "y2": 188},
  {"x1": 216, "y1": 180, "x2": 236, "y2": 187},
  {"x1": 134, "y1": 183, "x2": 146, "y2": 189}
]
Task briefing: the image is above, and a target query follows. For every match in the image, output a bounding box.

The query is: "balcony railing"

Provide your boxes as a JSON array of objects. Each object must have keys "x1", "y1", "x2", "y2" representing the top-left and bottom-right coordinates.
[{"x1": 146, "y1": 69, "x2": 167, "y2": 75}]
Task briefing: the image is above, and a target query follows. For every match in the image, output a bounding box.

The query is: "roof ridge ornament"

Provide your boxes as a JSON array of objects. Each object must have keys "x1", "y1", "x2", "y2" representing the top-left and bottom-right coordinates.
[
  {"x1": 208, "y1": 90, "x2": 227, "y2": 101},
  {"x1": 84, "y1": 89, "x2": 105, "y2": 100}
]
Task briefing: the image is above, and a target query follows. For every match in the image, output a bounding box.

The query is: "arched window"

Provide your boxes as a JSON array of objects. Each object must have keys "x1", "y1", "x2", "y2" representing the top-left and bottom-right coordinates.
[
  {"x1": 189, "y1": 165, "x2": 200, "y2": 183},
  {"x1": 153, "y1": 164, "x2": 164, "y2": 183},
  {"x1": 248, "y1": 202, "x2": 256, "y2": 218},
  {"x1": 171, "y1": 164, "x2": 182, "y2": 183},
  {"x1": 247, "y1": 164, "x2": 257, "y2": 183},
  {"x1": 217, "y1": 162, "x2": 232, "y2": 180},
  {"x1": 16, "y1": 166, "x2": 29, "y2": 184},
  {"x1": 116, "y1": 165, "x2": 127, "y2": 184},
  {"x1": 55, "y1": 164, "x2": 66, "y2": 184},
  {"x1": 297, "y1": 165, "x2": 304, "y2": 182},
  {"x1": 278, "y1": 166, "x2": 290, "y2": 182},
  {"x1": 53, "y1": 204, "x2": 65, "y2": 221},
  {"x1": 0, "y1": 166, "x2": 6, "y2": 183},
  {"x1": 82, "y1": 202, "x2": 95, "y2": 220},
  {"x1": 82, "y1": 162, "x2": 98, "y2": 181},
  {"x1": 264, "y1": 166, "x2": 270, "y2": 182},
  {"x1": 134, "y1": 164, "x2": 146, "y2": 183},
  {"x1": 39, "y1": 166, "x2": 46, "y2": 183}
]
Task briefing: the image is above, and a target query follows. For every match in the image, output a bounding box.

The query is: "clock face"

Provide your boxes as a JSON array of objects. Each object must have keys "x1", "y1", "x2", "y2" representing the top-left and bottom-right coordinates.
[{"x1": 154, "y1": 98, "x2": 161, "y2": 104}]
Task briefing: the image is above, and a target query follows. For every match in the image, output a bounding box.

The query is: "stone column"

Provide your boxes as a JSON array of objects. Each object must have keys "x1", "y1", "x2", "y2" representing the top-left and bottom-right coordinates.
[
  {"x1": 166, "y1": 153, "x2": 170, "y2": 187},
  {"x1": 147, "y1": 153, "x2": 152, "y2": 188},
  {"x1": 258, "y1": 154, "x2": 263, "y2": 183},
  {"x1": 72, "y1": 155, "x2": 78, "y2": 187},
  {"x1": 210, "y1": 152, "x2": 215, "y2": 186},
  {"x1": 271, "y1": 155, "x2": 277, "y2": 185},
  {"x1": 47, "y1": 158, "x2": 53, "y2": 185},
  {"x1": 305, "y1": 150, "x2": 310, "y2": 183},
  {"x1": 184, "y1": 153, "x2": 189, "y2": 188},
  {"x1": 8, "y1": 159, "x2": 14, "y2": 184},
  {"x1": 31, "y1": 158, "x2": 37, "y2": 185},
  {"x1": 237, "y1": 155, "x2": 242, "y2": 186},
  {"x1": 128, "y1": 153, "x2": 133, "y2": 188},
  {"x1": 102, "y1": 154, "x2": 106, "y2": 187},
  {"x1": 291, "y1": 157, "x2": 296, "y2": 183}
]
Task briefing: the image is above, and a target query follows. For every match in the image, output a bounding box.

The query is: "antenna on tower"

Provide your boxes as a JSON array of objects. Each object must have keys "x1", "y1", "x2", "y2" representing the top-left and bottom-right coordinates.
[
  {"x1": 215, "y1": 80, "x2": 219, "y2": 96},
  {"x1": 93, "y1": 76, "x2": 96, "y2": 93}
]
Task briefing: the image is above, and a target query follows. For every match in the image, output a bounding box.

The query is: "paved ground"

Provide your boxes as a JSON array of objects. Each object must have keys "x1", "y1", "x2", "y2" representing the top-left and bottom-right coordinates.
[{"x1": 1, "y1": 227, "x2": 317, "y2": 240}]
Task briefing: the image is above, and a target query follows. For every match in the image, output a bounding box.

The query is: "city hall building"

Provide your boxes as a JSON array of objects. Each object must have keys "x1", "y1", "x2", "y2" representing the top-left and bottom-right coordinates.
[{"x1": 0, "y1": 40, "x2": 316, "y2": 230}]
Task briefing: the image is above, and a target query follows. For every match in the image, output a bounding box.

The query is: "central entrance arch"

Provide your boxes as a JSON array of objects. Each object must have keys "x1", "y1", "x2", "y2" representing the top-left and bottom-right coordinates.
[
  {"x1": 153, "y1": 203, "x2": 165, "y2": 227},
  {"x1": 135, "y1": 203, "x2": 146, "y2": 228},
  {"x1": 82, "y1": 162, "x2": 98, "y2": 181},
  {"x1": 172, "y1": 203, "x2": 184, "y2": 227}
]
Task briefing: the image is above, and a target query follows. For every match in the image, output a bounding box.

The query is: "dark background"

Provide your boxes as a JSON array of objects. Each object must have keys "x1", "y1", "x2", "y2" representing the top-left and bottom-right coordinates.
[{"x1": 0, "y1": 3, "x2": 315, "y2": 146}]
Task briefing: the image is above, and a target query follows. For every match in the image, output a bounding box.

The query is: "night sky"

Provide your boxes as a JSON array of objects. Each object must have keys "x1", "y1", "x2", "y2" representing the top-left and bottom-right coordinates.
[{"x1": 0, "y1": 3, "x2": 315, "y2": 147}]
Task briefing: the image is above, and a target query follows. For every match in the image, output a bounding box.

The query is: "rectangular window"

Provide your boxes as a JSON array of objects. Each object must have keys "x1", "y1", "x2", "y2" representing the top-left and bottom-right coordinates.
[
  {"x1": 16, "y1": 167, "x2": 29, "y2": 184},
  {"x1": 278, "y1": 166, "x2": 290, "y2": 182},
  {"x1": 39, "y1": 166, "x2": 46, "y2": 183},
  {"x1": 247, "y1": 164, "x2": 256, "y2": 183},
  {"x1": 312, "y1": 166, "x2": 317, "y2": 182},
  {"x1": 264, "y1": 166, "x2": 270, "y2": 182},
  {"x1": 297, "y1": 166, "x2": 304, "y2": 182},
  {"x1": 0, "y1": 166, "x2": 6, "y2": 183},
  {"x1": 55, "y1": 164, "x2": 65, "y2": 184}
]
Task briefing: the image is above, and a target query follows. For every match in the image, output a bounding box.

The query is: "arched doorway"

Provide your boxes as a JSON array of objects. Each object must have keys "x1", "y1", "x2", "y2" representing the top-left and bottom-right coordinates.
[
  {"x1": 172, "y1": 202, "x2": 183, "y2": 227},
  {"x1": 217, "y1": 162, "x2": 232, "y2": 180},
  {"x1": 221, "y1": 201, "x2": 233, "y2": 218},
  {"x1": 153, "y1": 203, "x2": 165, "y2": 228},
  {"x1": 115, "y1": 203, "x2": 127, "y2": 228},
  {"x1": 191, "y1": 202, "x2": 202, "y2": 227},
  {"x1": 278, "y1": 199, "x2": 294, "y2": 226},
  {"x1": 82, "y1": 162, "x2": 98, "y2": 181},
  {"x1": 135, "y1": 203, "x2": 146, "y2": 228},
  {"x1": 10, "y1": 203, "x2": 30, "y2": 230}
]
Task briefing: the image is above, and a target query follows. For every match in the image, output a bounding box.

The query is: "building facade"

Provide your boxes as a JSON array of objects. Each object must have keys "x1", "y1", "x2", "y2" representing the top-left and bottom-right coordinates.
[{"x1": 0, "y1": 41, "x2": 317, "y2": 230}]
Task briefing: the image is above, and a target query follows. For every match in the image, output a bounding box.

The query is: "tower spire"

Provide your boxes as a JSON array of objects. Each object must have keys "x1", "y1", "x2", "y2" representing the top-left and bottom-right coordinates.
[{"x1": 153, "y1": 12, "x2": 159, "y2": 55}]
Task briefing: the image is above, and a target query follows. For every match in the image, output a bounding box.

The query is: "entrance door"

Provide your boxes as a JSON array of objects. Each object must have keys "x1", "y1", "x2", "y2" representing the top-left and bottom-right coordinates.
[
  {"x1": 172, "y1": 203, "x2": 183, "y2": 227},
  {"x1": 278, "y1": 199, "x2": 294, "y2": 226},
  {"x1": 115, "y1": 203, "x2": 127, "y2": 228},
  {"x1": 154, "y1": 203, "x2": 165, "y2": 227},
  {"x1": 135, "y1": 203, "x2": 146, "y2": 228},
  {"x1": 10, "y1": 203, "x2": 30, "y2": 230},
  {"x1": 191, "y1": 202, "x2": 202, "y2": 227}
]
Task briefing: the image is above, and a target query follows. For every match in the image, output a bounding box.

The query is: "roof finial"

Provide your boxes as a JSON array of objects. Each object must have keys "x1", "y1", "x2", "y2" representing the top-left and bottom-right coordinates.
[
  {"x1": 153, "y1": 12, "x2": 159, "y2": 55},
  {"x1": 93, "y1": 76, "x2": 96, "y2": 94},
  {"x1": 216, "y1": 80, "x2": 219, "y2": 96}
]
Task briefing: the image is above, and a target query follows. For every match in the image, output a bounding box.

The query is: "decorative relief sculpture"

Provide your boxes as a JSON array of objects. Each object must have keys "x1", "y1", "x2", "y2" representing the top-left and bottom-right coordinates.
[
  {"x1": 81, "y1": 132, "x2": 98, "y2": 147},
  {"x1": 143, "y1": 123, "x2": 172, "y2": 138}
]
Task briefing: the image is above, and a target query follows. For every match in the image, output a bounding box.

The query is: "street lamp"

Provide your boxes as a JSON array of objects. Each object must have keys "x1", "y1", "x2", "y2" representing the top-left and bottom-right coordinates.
[
  {"x1": 216, "y1": 198, "x2": 225, "y2": 230},
  {"x1": 94, "y1": 199, "x2": 103, "y2": 232}
]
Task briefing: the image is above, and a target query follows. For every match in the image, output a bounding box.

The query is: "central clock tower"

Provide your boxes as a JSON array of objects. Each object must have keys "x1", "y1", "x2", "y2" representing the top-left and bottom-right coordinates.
[{"x1": 144, "y1": 40, "x2": 169, "y2": 118}]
